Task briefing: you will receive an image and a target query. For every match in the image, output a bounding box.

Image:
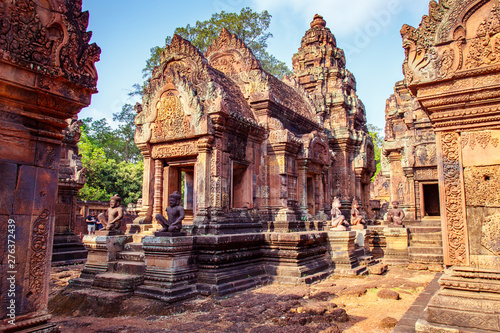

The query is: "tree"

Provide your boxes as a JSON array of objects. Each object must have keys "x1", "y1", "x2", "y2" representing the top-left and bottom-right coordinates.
[
  {"x1": 368, "y1": 124, "x2": 384, "y2": 181},
  {"x1": 78, "y1": 115, "x2": 143, "y2": 205},
  {"x1": 112, "y1": 104, "x2": 141, "y2": 163},
  {"x1": 143, "y1": 7, "x2": 292, "y2": 79}
]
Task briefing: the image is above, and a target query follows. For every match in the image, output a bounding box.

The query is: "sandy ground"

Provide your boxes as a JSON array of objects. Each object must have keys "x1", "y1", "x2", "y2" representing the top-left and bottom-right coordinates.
[{"x1": 49, "y1": 264, "x2": 436, "y2": 333}]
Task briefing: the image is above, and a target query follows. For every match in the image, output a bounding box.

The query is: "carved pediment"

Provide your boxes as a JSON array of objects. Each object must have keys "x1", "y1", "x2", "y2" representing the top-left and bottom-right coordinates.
[
  {"x1": 0, "y1": 0, "x2": 100, "y2": 89},
  {"x1": 205, "y1": 28, "x2": 262, "y2": 75},
  {"x1": 402, "y1": 0, "x2": 500, "y2": 85}
]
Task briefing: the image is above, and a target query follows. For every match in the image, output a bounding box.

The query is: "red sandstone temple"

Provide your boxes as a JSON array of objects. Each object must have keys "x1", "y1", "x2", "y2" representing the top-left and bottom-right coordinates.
[{"x1": 133, "y1": 15, "x2": 375, "y2": 234}]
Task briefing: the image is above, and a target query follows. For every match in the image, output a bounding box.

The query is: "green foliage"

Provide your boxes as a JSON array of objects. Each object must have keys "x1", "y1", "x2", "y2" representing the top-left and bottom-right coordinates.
[
  {"x1": 368, "y1": 124, "x2": 384, "y2": 181},
  {"x1": 143, "y1": 7, "x2": 292, "y2": 79},
  {"x1": 78, "y1": 117, "x2": 143, "y2": 205}
]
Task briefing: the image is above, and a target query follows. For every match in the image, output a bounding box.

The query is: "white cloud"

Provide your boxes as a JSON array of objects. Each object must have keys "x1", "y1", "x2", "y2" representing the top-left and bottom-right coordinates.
[{"x1": 252, "y1": 0, "x2": 404, "y2": 36}]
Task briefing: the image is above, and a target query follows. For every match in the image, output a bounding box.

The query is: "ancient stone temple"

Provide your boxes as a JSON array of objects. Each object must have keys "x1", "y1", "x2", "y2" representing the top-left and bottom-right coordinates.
[
  {"x1": 380, "y1": 81, "x2": 444, "y2": 269},
  {"x1": 382, "y1": 81, "x2": 439, "y2": 221},
  {"x1": 400, "y1": 0, "x2": 500, "y2": 331},
  {"x1": 0, "y1": 0, "x2": 99, "y2": 331},
  {"x1": 133, "y1": 14, "x2": 375, "y2": 233},
  {"x1": 292, "y1": 15, "x2": 375, "y2": 215},
  {"x1": 73, "y1": 15, "x2": 375, "y2": 300},
  {"x1": 52, "y1": 118, "x2": 88, "y2": 264}
]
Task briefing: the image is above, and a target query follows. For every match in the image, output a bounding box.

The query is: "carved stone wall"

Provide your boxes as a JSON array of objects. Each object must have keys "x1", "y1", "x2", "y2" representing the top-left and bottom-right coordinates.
[
  {"x1": 0, "y1": 0, "x2": 99, "y2": 331},
  {"x1": 292, "y1": 14, "x2": 376, "y2": 215},
  {"x1": 134, "y1": 16, "x2": 375, "y2": 232},
  {"x1": 400, "y1": 1, "x2": 500, "y2": 331},
  {"x1": 382, "y1": 81, "x2": 438, "y2": 221}
]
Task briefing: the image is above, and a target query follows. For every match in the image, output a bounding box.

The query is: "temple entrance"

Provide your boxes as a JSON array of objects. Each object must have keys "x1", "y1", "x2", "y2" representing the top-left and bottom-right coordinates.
[
  {"x1": 166, "y1": 163, "x2": 195, "y2": 223},
  {"x1": 422, "y1": 183, "x2": 440, "y2": 216},
  {"x1": 232, "y1": 161, "x2": 251, "y2": 208}
]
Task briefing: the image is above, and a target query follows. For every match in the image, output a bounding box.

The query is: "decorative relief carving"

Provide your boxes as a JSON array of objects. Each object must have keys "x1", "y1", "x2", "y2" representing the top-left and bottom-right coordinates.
[
  {"x1": 415, "y1": 143, "x2": 437, "y2": 167},
  {"x1": 464, "y1": 166, "x2": 500, "y2": 207},
  {"x1": 481, "y1": 212, "x2": 500, "y2": 256},
  {"x1": 439, "y1": 48, "x2": 456, "y2": 77},
  {"x1": 0, "y1": 0, "x2": 100, "y2": 89},
  {"x1": 151, "y1": 91, "x2": 190, "y2": 141},
  {"x1": 415, "y1": 168, "x2": 438, "y2": 180},
  {"x1": 441, "y1": 132, "x2": 468, "y2": 266},
  {"x1": 29, "y1": 209, "x2": 50, "y2": 303},
  {"x1": 465, "y1": 5, "x2": 500, "y2": 70},
  {"x1": 151, "y1": 142, "x2": 197, "y2": 159},
  {"x1": 461, "y1": 131, "x2": 499, "y2": 150}
]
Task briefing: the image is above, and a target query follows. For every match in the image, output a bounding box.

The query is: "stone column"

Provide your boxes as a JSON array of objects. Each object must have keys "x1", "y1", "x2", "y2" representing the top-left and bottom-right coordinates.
[
  {"x1": 0, "y1": 2, "x2": 100, "y2": 331},
  {"x1": 298, "y1": 160, "x2": 309, "y2": 218},
  {"x1": 153, "y1": 159, "x2": 163, "y2": 221},
  {"x1": 193, "y1": 136, "x2": 212, "y2": 230},
  {"x1": 136, "y1": 151, "x2": 155, "y2": 223}
]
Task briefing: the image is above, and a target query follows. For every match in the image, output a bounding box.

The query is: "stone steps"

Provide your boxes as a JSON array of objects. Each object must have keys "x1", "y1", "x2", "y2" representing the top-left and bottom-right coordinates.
[
  {"x1": 408, "y1": 226, "x2": 441, "y2": 234},
  {"x1": 117, "y1": 251, "x2": 145, "y2": 262},
  {"x1": 409, "y1": 253, "x2": 444, "y2": 264},
  {"x1": 409, "y1": 246, "x2": 443, "y2": 255},
  {"x1": 93, "y1": 272, "x2": 143, "y2": 293},
  {"x1": 114, "y1": 260, "x2": 146, "y2": 275},
  {"x1": 124, "y1": 242, "x2": 144, "y2": 252}
]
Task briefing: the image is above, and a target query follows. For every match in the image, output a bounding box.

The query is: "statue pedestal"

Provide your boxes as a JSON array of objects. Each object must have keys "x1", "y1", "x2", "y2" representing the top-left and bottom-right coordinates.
[
  {"x1": 354, "y1": 229, "x2": 376, "y2": 266},
  {"x1": 135, "y1": 236, "x2": 197, "y2": 303},
  {"x1": 416, "y1": 267, "x2": 500, "y2": 333},
  {"x1": 327, "y1": 231, "x2": 366, "y2": 276},
  {"x1": 383, "y1": 227, "x2": 409, "y2": 265},
  {"x1": 72, "y1": 235, "x2": 132, "y2": 286}
]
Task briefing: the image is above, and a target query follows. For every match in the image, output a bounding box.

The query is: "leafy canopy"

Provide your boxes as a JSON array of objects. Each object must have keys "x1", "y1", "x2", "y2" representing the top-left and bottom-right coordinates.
[
  {"x1": 78, "y1": 104, "x2": 143, "y2": 205},
  {"x1": 144, "y1": 7, "x2": 292, "y2": 79},
  {"x1": 367, "y1": 124, "x2": 384, "y2": 181}
]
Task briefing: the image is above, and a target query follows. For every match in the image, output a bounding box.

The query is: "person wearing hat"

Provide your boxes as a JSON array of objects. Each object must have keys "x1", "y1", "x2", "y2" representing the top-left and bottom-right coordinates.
[{"x1": 156, "y1": 191, "x2": 185, "y2": 232}]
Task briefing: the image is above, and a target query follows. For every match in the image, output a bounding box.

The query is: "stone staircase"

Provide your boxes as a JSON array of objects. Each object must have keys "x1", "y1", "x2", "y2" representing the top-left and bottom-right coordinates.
[
  {"x1": 51, "y1": 234, "x2": 87, "y2": 265},
  {"x1": 407, "y1": 219, "x2": 444, "y2": 270},
  {"x1": 93, "y1": 241, "x2": 147, "y2": 293}
]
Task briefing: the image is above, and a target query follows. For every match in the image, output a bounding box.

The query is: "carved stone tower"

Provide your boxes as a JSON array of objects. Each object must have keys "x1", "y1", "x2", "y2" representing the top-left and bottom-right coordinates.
[{"x1": 292, "y1": 15, "x2": 375, "y2": 215}]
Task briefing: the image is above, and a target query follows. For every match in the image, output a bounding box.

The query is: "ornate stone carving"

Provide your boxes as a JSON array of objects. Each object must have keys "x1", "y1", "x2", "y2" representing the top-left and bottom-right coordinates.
[
  {"x1": 415, "y1": 143, "x2": 437, "y2": 167},
  {"x1": 415, "y1": 168, "x2": 438, "y2": 180},
  {"x1": 461, "y1": 131, "x2": 499, "y2": 150},
  {"x1": 151, "y1": 141, "x2": 197, "y2": 159},
  {"x1": 440, "y1": 132, "x2": 468, "y2": 266},
  {"x1": 151, "y1": 91, "x2": 190, "y2": 141},
  {"x1": 0, "y1": 0, "x2": 100, "y2": 89},
  {"x1": 206, "y1": 28, "x2": 261, "y2": 75},
  {"x1": 29, "y1": 209, "x2": 50, "y2": 303},
  {"x1": 464, "y1": 165, "x2": 500, "y2": 207},
  {"x1": 465, "y1": 5, "x2": 500, "y2": 69},
  {"x1": 481, "y1": 212, "x2": 500, "y2": 256}
]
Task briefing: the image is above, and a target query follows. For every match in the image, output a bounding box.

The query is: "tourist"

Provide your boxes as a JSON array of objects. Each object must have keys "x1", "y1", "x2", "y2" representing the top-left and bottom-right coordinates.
[{"x1": 85, "y1": 212, "x2": 97, "y2": 235}]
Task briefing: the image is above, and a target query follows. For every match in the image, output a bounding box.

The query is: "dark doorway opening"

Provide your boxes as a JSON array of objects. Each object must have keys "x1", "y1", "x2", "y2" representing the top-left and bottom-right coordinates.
[{"x1": 423, "y1": 183, "x2": 440, "y2": 216}]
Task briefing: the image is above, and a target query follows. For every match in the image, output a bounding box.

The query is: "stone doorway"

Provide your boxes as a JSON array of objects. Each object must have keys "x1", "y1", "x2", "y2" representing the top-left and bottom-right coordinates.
[
  {"x1": 307, "y1": 176, "x2": 315, "y2": 216},
  {"x1": 422, "y1": 183, "x2": 440, "y2": 217},
  {"x1": 166, "y1": 164, "x2": 195, "y2": 223},
  {"x1": 232, "y1": 161, "x2": 251, "y2": 208}
]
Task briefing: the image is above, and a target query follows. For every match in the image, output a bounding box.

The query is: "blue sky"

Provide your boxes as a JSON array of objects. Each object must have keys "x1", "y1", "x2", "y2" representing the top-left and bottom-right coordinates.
[{"x1": 81, "y1": 0, "x2": 430, "y2": 133}]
